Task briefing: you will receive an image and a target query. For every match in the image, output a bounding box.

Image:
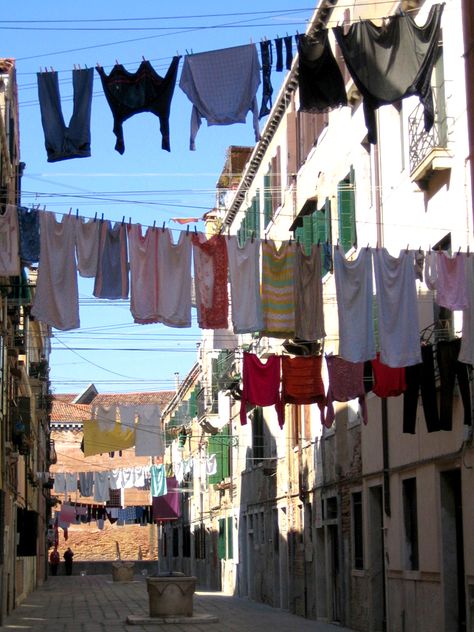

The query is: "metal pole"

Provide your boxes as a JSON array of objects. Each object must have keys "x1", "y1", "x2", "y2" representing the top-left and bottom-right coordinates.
[{"x1": 156, "y1": 523, "x2": 160, "y2": 576}]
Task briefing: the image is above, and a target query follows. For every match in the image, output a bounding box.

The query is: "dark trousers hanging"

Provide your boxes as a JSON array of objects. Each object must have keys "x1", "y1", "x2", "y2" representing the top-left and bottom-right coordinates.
[
  {"x1": 403, "y1": 344, "x2": 440, "y2": 433},
  {"x1": 437, "y1": 338, "x2": 472, "y2": 430}
]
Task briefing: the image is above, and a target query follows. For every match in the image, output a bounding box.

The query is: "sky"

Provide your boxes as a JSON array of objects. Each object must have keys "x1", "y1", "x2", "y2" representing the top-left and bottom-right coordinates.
[{"x1": 2, "y1": 2, "x2": 315, "y2": 395}]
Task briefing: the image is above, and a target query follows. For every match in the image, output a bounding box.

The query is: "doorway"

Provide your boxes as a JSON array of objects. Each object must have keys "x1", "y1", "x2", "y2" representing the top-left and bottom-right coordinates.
[{"x1": 440, "y1": 469, "x2": 466, "y2": 632}]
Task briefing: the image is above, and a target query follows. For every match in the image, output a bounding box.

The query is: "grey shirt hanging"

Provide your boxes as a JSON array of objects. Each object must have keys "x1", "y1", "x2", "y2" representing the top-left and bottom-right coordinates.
[{"x1": 333, "y1": 3, "x2": 444, "y2": 143}]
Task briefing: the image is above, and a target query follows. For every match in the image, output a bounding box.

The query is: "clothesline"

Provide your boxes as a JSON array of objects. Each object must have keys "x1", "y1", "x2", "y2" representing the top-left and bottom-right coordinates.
[
  {"x1": 30, "y1": 4, "x2": 445, "y2": 162},
  {"x1": 26, "y1": 2, "x2": 444, "y2": 78}
]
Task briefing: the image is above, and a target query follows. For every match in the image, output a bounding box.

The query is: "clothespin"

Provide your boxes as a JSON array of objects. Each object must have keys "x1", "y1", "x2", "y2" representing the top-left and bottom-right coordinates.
[
  {"x1": 50, "y1": 66, "x2": 54, "y2": 72},
  {"x1": 366, "y1": 243, "x2": 370, "y2": 250},
  {"x1": 251, "y1": 231, "x2": 255, "y2": 243},
  {"x1": 418, "y1": 246, "x2": 422, "y2": 253},
  {"x1": 227, "y1": 227, "x2": 230, "y2": 238},
  {"x1": 336, "y1": 239, "x2": 340, "y2": 250},
  {"x1": 457, "y1": 246, "x2": 462, "y2": 255},
  {"x1": 186, "y1": 225, "x2": 190, "y2": 234},
  {"x1": 76, "y1": 209, "x2": 79, "y2": 218},
  {"x1": 162, "y1": 222, "x2": 166, "y2": 232},
  {"x1": 94, "y1": 212, "x2": 97, "y2": 222},
  {"x1": 115, "y1": 59, "x2": 120, "y2": 65},
  {"x1": 68, "y1": 208, "x2": 72, "y2": 215},
  {"x1": 194, "y1": 226, "x2": 198, "y2": 234},
  {"x1": 406, "y1": 243, "x2": 409, "y2": 253},
  {"x1": 467, "y1": 245, "x2": 470, "y2": 257},
  {"x1": 121, "y1": 216, "x2": 125, "y2": 225},
  {"x1": 264, "y1": 234, "x2": 268, "y2": 243},
  {"x1": 101, "y1": 213, "x2": 104, "y2": 222},
  {"x1": 142, "y1": 55, "x2": 146, "y2": 62},
  {"x1": 128, "y1": 217, "x2": 132, "y2": 226},
  {"x1": 153, "y1": 220, "x2": 156, "y2": 228}
]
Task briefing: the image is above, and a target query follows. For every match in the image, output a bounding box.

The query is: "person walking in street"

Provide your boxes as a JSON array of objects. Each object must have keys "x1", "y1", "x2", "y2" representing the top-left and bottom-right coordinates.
[
  {"x1": 49, "y1": 547, "x2": 60, "y2": 576},
  {"x1": 63, "y1": 547, "x2": 74, "y2": 575}
]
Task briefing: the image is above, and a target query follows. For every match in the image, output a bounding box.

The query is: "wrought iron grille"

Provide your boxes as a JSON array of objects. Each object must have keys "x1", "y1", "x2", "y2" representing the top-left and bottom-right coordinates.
[{"x1": 408, "y1": 91, "x2": 447, "y2": 174}]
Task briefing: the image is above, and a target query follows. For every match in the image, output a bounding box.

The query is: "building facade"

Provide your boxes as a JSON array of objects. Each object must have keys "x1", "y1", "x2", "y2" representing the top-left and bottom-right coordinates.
[
  {"x1": 0, "y1": 59, "x2": 53, "y2": 622},
  {"x1": 161, "y1": 1, "x2": 474, "y2": 631}
]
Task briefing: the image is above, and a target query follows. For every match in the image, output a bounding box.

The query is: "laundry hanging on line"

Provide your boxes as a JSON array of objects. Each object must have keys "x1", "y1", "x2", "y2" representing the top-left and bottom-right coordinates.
[
  {"x1": 5, "y1": 206, "x2": 474, "y2": 372},
  {"x1": 34, "y1": 6, "x2": 445, "y2": 162}
]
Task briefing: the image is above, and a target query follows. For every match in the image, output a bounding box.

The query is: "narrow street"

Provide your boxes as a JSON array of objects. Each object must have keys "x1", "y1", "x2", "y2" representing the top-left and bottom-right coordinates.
[{"x1": 0, "y1": 575, "x2": 356, "y2": 632}]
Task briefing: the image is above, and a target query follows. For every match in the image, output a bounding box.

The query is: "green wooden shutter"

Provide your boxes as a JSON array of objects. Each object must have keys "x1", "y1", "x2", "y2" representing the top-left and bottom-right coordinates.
[
  {"x1": 207, "y1": 434, "x2": 222, "y2": 484},
  {"x1": 264, "y1": 173, "x2": 273, "y2": 227},
  {"x1": 255, "y1": 190, "x2": 261, "y2": 239},
  {"x1": 188, "y1": 388, "x2": 197, "y2": 418},
  {"x1": 227, "y1": 516, "x2": 233, "y2": 559},
  {"x1": 338, "y1": 167, "x2": 356, "y2": 253},
  {"x1": 302, "y1": 214, "x2": 313, "y2": 255},
  {"x1": 221, "y1": 427, "x2": 230, "y2": 478},
  {"x1": 218, "y1": 518, "x2": 226, "y2": 560}
]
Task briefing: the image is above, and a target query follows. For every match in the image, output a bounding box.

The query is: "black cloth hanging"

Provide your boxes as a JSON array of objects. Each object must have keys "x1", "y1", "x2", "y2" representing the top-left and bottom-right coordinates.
[
  {"x1": 96, "y1": 57, "x2": 180, "y2": 154},
  {"x1": 333, "y1": 3, "x2": 444, "y2": 143},
  {"x1": 259, "y1": 40, "x2": 273, "y2": 118},
  {"x1": 275, "y1": 35, "x2": 294, "y2": 71},
  {"x1": 297, "y1": 31, "x2": 348, "y2": 113}
]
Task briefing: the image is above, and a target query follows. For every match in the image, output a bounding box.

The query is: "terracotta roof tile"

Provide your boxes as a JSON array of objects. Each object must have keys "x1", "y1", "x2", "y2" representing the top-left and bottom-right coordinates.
[{"x1": 51, "y1": 391, "x2": 175, "y2": 423}]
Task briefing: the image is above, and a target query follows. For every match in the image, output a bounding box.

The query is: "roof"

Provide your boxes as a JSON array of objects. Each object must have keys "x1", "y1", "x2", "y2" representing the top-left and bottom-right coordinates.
[
  {"x1": 50, "y1": 391, "x2": 175, "y2": 423},
  {"x1": 216, "y1": 146, "x2": 253, "y2": 190}
]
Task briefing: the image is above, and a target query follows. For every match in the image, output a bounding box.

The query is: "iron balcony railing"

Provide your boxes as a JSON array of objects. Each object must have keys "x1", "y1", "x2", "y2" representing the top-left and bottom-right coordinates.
[{"x1": 408, "y1": 90, "x2": 448, "y2": 175}]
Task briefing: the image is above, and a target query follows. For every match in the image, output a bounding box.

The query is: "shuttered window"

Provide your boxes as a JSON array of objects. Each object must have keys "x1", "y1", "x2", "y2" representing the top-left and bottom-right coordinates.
[
  {"x1": 294, "y1": 198, "x2": 331, "y2": 276},
  {"x1": 337, "y1": 166, "x2": 356, "y2": 254},
  {"x1": 264, "y1": 172, "x2": 273, "y2": 227},
  {"x1": 207, "y1": 425, "x2": 230, "y2": 485},
  {"x1": 217, "y1": 516, "x2": 234, "y2": 560}
]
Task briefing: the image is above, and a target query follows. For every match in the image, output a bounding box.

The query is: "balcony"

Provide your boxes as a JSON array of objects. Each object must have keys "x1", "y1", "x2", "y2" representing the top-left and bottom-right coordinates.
[{"x1": 408, "y1": 95, "x2": 452, "y2": 190}]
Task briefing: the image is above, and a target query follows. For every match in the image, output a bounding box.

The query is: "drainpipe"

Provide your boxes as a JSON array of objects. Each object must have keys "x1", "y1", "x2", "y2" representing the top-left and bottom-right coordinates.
[
  {"x1": 462, "y1": 0, "x2": 474, "y2": 228},
  {"x1": 381, "y1": 399, "x2": 391, "y2": 517}
]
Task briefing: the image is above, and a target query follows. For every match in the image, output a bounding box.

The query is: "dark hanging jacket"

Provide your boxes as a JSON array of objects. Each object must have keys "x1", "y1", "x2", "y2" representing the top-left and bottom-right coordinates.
[
  {"x1": 97, "y1": 57, "x2": 180, "y2": 154},
  {"x1": 333, "y1": 3, "x2": 444, "y2": 143},
  {"x1": 297, "y1": 30, "x2": 347, "y2": 113}
]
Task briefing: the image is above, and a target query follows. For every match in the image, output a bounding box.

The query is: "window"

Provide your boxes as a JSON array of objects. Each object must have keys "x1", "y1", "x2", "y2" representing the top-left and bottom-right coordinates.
[
  {"x1": 324, "y1": 496, "x2": 338, "y2": 521},
  {"x1": 271, "y1": 147, "x2": 282, "y2": 212},
  {"x1": 296, "y1": 111, "x2": 329, "y2": 168},
  {"x1": 17, "y1": 508, "x2": 38, "y2": 557},
  {"x1": 294, "y1": 198, "x2": 332, "y2": 275},
  {"x1": 172, "y1": 526, "x2": 179, "y2": 557},
  {"x1": 217, "y1": 516, "x2": 234, "y2": 560},
  {"x1": 207, "y1": 425, "x2": 230, "y2": 485},
  {"x1": 403, "y1": 477, "x2": 419, "y2": 570},
  {"x1": 263, "y1": 170, "x2": 273, "y2": 228},
  {"x1": 194, "y1": 524, "x2": 206, "y2": 559},
  {"x1": 433, "y1": 38, "x2": 447, "y2": 147},
  {"x1": 352, "y1": 491, "x2": 364, "y2": 570},
  {"x1": 337, "y1": 167, "x2": 356, "y2": 253},
  {"x1": 183, "y1": 524, "x2": 191, "y2": 558},
  {"x1": 237, "y1": 194, "x2": 261, "y2": 246},
  {"x1": 251, "y1": 407, "x2": 265, "y2": 464}
]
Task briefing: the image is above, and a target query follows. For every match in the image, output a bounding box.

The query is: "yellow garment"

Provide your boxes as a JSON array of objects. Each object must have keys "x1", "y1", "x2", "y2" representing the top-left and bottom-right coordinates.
[{"x1": 82, "y1": 419, "x2": 135, "y2": 457}]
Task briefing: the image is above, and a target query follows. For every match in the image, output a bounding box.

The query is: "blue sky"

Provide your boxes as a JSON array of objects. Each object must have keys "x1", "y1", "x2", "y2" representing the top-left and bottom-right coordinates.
[{"x1": 2, "y1": 2, "x2": 314, "y2": 394}]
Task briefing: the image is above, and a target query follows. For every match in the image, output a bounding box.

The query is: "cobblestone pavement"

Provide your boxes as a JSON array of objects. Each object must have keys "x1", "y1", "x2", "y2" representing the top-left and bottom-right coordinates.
[{"x1": 0, "y1": 575, "x2": 356, "y2": 632}]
